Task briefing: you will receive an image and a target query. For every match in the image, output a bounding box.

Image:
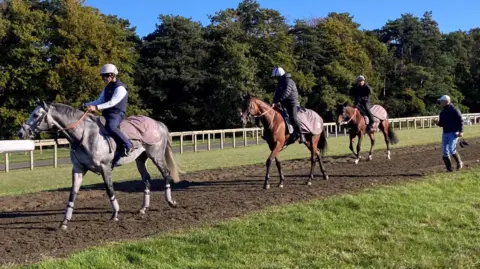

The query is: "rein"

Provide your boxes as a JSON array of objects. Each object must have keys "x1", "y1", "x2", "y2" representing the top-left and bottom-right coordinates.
[
  {"x1": 253, "y1": 106, "x2": 274, "y2": 118},
  {"x1": 54, "y1": 108, "x2": 91, "y2": 147},
  {"x1": 345, "y1": 107, "x2": 358, "y2": 124}
]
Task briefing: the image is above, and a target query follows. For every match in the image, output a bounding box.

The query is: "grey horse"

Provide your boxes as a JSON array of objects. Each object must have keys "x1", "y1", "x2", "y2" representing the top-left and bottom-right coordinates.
[{"x1": 18, "y1": 100, "x2": 181, "y2": 230}]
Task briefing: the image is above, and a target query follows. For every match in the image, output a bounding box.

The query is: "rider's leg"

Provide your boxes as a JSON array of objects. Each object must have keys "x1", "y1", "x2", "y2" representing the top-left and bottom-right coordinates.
[
  {"x1": 362, "y1": 102, "x2": 375, "y2": 131},
  {"x1": 286, "y1": 105, "x2": 305, "y2": 143},
  {"x1": 105, "y1": 112, "x2": 133, "y2": 156}
]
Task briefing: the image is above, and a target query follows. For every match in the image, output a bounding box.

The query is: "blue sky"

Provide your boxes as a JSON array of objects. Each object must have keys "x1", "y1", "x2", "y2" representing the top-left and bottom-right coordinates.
[{"x1": 85, "y1": 0, "x2": 479, "y2": 38}]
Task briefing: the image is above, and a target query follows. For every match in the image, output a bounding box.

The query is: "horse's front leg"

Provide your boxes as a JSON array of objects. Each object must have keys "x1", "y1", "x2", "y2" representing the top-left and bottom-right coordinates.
[
  {"x1": 355, "y1": 133, "x2": 364, "y2": 164},
  {"x1": 367, "y1": 132, "x2": 375, "y2": 161},
  {"x1": 101, "y1": 165, "x2": 119, "y2": 221},
  {"x1": 60, "y1": 168, "x2": 86, "y2": 230},
  {"x1": 349, "y1": 132, "x2": 357, "y2": 158},
  {"x1": 264, "y1": 143, "x2": 282, "y2": 190},
  {"x1": 275, "y1": 157, "x2": 285, "y2": 188}
]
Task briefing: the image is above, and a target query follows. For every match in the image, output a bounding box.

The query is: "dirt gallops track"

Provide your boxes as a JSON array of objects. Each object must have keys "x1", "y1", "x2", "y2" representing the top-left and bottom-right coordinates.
[{"x1": 1, "y1": 139, "x2": 480, "y2": 266}]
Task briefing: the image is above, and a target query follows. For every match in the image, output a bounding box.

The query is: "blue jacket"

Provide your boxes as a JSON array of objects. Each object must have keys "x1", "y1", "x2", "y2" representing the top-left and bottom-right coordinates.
[
  {"x1": 103, "y1": 80, "x2": 128, "y2": 116},
  {"x1": 438, "y1": 104, "x2": 463, "y2": 133}
]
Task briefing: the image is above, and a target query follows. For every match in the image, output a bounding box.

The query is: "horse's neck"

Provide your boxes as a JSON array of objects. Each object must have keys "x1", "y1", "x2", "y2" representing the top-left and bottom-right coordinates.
[
  {"x1": 256, "y1": 101, "x2": 282, "y2": 130},
  {"x1": 349, "y1": 107, "x2": 362, "y2": 124},
  {"x1": 52, "y1": 111, "x2": 100, "y2": 144}
]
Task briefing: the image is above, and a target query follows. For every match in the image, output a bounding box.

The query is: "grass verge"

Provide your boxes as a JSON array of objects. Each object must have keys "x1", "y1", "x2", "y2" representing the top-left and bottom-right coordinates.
[{"x1": 11, "y1": 166, "x2": 480, "y2": 269}]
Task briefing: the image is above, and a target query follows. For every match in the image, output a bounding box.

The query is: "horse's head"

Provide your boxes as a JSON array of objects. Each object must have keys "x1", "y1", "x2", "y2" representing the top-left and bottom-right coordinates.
[
  {"x1": 18, "y1": 100, "x2": 55, "y2": 139},
  {"x1": 336, "y1": 102, "x2": 352, "y2": 125},
  {"x1": 240, "y1": 93, "x2": 259, "y2": 127}
]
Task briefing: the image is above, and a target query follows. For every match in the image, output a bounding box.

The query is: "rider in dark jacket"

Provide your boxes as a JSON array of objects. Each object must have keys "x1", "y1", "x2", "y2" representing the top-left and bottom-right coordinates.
[
  {"x1": 271, "y1": 66, "x2": 305, "y2": 144},
  {"x1": 349, "y1": 75, "x2": 375, "y2": 132}
]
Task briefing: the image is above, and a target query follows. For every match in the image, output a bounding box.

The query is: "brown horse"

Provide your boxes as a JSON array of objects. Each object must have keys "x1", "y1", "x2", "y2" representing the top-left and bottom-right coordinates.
[
  {"x1": 241, "y1": 94, "x2": 328, "y2": 189},
  {"x1": 336, "y1": 102, "x2": 399, "y2": 164}
]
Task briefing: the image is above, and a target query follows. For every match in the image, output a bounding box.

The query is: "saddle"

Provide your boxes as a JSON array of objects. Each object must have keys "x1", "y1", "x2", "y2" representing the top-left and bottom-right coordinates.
[
  {"x1": 280, "y1": 106, "x2": 323, "y2": 136},
  {"x1": 280, "y1": 106, "x2": 306, "y2": 135}
]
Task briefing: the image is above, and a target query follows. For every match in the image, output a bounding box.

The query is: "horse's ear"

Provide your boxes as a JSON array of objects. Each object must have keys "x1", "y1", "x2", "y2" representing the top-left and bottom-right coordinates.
[
  {"x1": 37, "y1": 100, "x2": 49, "y2": 111},
  {"x1": 343, "y1": 101, "x2": 349, "y2": 106},
  {"x1": 243, "y1": 92, "x2": 251, "y2": 100}
]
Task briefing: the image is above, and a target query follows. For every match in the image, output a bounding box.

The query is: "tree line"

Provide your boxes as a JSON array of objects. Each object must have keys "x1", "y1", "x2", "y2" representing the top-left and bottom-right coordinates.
[{"x1": 1, "y1": 0, "x2": 479, "y2": 139}]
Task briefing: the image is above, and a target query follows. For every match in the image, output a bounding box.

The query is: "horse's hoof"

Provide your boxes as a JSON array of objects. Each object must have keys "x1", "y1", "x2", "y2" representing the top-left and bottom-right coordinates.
[
  {"x1": 368, "y1": 155, "x2": 372, "y2": 161},
  {"x1": 323, "y1": 175, "x2": 329, "y2": 180},
  {"x1": 168, "y1": 201, "x2": 177, "y2": 208},
  {"x1": 111, "y1": 216, "x2": 119, "y2": 222},
  {"x1": 139, "y1": 208, "x2": 147, "y2": 214},
  {"x1": 278, "y1": 184, "x2": 284, "y2": 188},
  {"x1": 59, "y1": 224, "x2": 68, "y2": 231},
  {"x1": 307, "y1": 181, "x2": 312, "y2": 186},
  {"x1": 263, "y1": 184, "x2": 270, "y2": 190},
  {"x1": 354, "y1": 159, "x2": 359, "y2": 164}
]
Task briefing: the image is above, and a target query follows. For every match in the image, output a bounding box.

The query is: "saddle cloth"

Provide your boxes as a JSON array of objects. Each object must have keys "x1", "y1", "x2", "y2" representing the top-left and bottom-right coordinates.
[
  {"x1": 359, "y1": 105, "x2": 388, "y2": 131},
  {"x1": 281, "y1": 107, "x2": 324, "y2": 135},
  {"x1": 97, "y1": 115, "x2": 162, "y2": 145}
]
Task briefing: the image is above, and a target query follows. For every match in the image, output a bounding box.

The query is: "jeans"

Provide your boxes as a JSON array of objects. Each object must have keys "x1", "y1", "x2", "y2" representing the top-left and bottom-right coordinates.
[
  {"x1": 104, "y1": 112, "x2": 133, "y2": 150},
  {"x1": 442, "y1": 132, "x2": 459, "y2": 157}
]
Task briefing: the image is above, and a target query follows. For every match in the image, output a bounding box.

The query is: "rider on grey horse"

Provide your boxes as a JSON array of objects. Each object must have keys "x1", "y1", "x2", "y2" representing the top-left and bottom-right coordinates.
[
  {"x1": 85, "y1": 64, "x2": 133, "y2": 168},
  {"x1": 271, "y1": 66, "x2": 306, "y2": 144},
  {"x1": 349, "y1": 75, "x2": 375, "y2": 132}
]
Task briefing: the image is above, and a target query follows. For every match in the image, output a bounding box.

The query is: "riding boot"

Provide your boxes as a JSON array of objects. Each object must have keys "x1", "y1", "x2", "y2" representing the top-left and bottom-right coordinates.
[
  {"x1": 287, "y1": 132, "x2": 299, "y2": 145},
  {"x1": 111, "y1": 145, "x2": 126, "y2": 169},
  {"x1": 442, "y1": 156, "x2": 453, "y2": 172},
  {"x1": 298, "y1": 133, "x2": 306, "y2": 144},
  {"x1": 452, "y1": 153, "x2": 463, "y2": 170}
]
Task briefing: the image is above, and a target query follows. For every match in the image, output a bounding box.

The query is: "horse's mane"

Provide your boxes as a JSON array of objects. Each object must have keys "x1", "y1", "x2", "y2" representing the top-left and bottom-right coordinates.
[
  {"x1": 50, "y1": 103, "x2": 97, "y2": 122},
  {"x1": 250, "y1": 96, "x2": 282, "y2": 114}
]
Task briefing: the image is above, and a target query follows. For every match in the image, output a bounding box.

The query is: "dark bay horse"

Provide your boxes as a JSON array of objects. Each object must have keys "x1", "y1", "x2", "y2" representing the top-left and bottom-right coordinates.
[
  {"x1": 18, "y1": 101, "x2": 180, "y2": 230},
  {"x1": 241, "y1": 94, "x2": 328, "y2": 189},
  {"x1": 336, "y1": 102, "x2": 399, "y2": 164}
]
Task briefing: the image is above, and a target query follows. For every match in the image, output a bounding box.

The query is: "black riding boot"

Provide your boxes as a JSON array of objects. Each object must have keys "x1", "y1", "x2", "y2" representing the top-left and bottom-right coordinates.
[
  {"x1": 298, "y1": 133, "x2": 306, "y2": 144},
  {"x1": 452, "y1": 153, "x2": 463, "y2": 170},
  {"x1": 442, "y1": 156, "x2": 453, "y2": 172}
]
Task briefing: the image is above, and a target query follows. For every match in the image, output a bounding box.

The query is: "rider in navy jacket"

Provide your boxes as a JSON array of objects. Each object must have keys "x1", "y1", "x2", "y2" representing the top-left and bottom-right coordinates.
[
  {"x1": 271, "y1": 67, "x2": 305, "y2": 144},
  {"x1": 85, "y1": 64, "x2": 133, "y2": 168}
]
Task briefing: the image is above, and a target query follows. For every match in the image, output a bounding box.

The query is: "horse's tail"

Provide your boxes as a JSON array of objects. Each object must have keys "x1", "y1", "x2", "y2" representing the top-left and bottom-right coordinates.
[
  {"x1": 318, "y1": 130, "x2": 328, "y2": 156},
  {"x1": 165, "y1": 139, "x2": 182, "y2": 183},
  {"x1": 387, "y1": 122, "x2": 399, "y2": 144}
]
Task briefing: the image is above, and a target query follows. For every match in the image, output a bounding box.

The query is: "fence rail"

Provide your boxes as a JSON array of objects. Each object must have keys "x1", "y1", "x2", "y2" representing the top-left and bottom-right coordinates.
[{"x1": 2, "y1": 113, "x2": 480, "y2": 172}]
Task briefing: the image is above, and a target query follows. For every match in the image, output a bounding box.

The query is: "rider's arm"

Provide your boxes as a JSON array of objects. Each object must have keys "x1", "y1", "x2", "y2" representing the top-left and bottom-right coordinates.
[
  {"x1": 96, "y1": 86, "x2": 127, "y2": 110},
  {"x1": 85, "y1": 90, "x2": 105, "y2": 106}
]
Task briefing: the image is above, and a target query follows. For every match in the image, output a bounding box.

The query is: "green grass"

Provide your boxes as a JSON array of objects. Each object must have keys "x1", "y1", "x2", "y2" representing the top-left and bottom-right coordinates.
[
  {"x1": 1, "y1": 125, "x2": 480, "y2": 197},
  {"x1": 12, "y1": 166, "x2": 480, "y2": 268}
]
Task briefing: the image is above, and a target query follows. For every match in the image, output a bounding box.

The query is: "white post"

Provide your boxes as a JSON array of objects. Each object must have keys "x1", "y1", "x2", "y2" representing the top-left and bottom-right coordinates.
[
  {"x1": 180, "y1": 135, "x2": 184, "y2": 154},
  {"x1": 243, "y1": 130, "x2": 247, "y2": 147},
  {"x1": 30, "y1": 151, "x2": 34, "y2": 170},
  {"x1": 4, "y1": 153, "x2": 9, "y2": 173},
  {"x1": 233, "y1": 132, "x2": 236, "y2": 148},
  {"x1": 207, "y1": 133, "x2": 211, "y2": 151},
  {"x1": 194, "y1": 134, "x2": 198, "y2": 152},
  {"x1": 54, "y1": 143, "x2": 58, "y2": 168},
  {"x1": 221, "y1": 132, "x2": 224, "y2": 149}
]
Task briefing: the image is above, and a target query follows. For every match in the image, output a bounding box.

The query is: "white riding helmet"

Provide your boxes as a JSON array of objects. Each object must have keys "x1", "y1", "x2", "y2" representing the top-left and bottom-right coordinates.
[
  {"x1": 356, "y1": 75, "x2": 365, "y2": 81},
  {"x1": 100, "y1": 64, "x2": 118, "y2": 75},
  {"x1": 271, "y1": 67, "x2": 285, "y2": 77}
]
